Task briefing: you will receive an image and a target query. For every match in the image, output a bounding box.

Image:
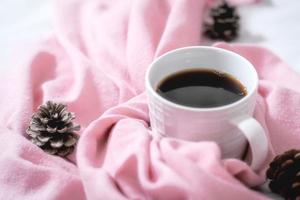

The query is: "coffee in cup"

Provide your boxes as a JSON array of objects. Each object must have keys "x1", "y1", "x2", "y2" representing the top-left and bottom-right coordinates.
[
  {"x1": 156, "y1": 69, "x2": 247, "y2": 108},
  {"x1": 146, "y1": 46, "x2": 269, "y2": 171}
]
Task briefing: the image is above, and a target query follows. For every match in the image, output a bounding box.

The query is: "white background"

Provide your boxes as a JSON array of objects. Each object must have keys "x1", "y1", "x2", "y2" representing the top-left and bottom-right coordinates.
[
  {"x1": 1, "y1": 0, "x2": 300, "y2": 73},
  {"x1": 1, "y1": 0, "x2": 299, "y2": 199}
]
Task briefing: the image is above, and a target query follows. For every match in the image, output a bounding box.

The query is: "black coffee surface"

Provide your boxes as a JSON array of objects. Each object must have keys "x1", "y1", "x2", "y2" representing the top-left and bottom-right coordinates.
[{"x1": 157, "y1": 69, "x2": 247, "y2": 108}]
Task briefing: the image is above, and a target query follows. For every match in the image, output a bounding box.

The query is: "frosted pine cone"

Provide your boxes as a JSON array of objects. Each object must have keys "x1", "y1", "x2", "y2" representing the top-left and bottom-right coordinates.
[{"x1": 26, "y1": 101, "x2": 80, "y2": 157}]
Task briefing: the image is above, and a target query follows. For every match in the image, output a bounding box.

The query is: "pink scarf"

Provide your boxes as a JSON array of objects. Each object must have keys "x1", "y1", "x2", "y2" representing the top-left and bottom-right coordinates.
[{"x1": 1, "y1": 0, "x2": 295, "y2": 199}]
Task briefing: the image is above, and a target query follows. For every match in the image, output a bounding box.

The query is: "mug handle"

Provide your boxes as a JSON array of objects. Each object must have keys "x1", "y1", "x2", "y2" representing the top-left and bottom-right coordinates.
[{"x1": 231, "y1": 115, "x2": 269, "y2": 171}]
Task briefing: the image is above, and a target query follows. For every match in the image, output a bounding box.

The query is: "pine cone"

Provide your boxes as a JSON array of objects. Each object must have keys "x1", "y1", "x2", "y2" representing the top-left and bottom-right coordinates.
[
  {"x1": 266, "y1": 149, "x2": 300, "y2": 200},
  {"x1": 204, "y1": 1, "x2": 240, "y2": 41},
  {"x1": 26, "y1": 101, "x2": 80, "y2": 157}
]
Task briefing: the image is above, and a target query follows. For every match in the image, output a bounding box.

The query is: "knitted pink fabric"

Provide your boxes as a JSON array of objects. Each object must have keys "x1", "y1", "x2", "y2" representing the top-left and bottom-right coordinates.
[{"x1": 1, "y1": 0, "x2": 295, "y2": 199}]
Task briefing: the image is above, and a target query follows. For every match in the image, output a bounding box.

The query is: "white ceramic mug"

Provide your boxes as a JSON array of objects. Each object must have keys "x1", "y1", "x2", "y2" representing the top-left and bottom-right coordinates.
[{"x1": 145, "y1": 46, "x2": 268, "y2": 171}]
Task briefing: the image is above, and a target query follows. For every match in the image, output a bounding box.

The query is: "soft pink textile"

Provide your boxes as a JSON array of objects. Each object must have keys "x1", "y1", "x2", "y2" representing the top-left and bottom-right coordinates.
[{"x1": 0, "y1": 0, "x2": 297, "y2": 199}]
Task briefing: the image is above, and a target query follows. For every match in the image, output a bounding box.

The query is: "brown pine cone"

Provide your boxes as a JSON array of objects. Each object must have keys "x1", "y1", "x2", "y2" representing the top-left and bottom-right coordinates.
[
  {"x1": 204, "y1": 1, "x2": 240, "y2": 41},
  {"x1": 26, "y1": 101, "x2": 80, "y2": 157},
  {"x1": 266, "y1": 149, "x2": 300, "y2": 200}
]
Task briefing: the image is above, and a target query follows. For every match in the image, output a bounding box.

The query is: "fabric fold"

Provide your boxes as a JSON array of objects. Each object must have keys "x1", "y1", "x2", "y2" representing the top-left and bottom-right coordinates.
[{"x1": 0, "y1": 0, "x2": 297, "y2": 199}]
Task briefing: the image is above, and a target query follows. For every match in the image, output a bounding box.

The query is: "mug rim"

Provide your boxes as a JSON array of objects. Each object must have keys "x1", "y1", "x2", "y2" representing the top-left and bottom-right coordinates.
[{"x1": 145, "y1": 46, "x2": 258, "y2": 112}]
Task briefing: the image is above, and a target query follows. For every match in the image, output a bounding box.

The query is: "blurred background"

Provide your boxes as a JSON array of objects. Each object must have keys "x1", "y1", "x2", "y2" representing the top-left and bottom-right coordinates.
[
  {"x1": 1, "y1": 0, "x2": 299, "y2": 199},
  {"x1": 1, "y1": 0, "x2": 300, "y2": 74}
]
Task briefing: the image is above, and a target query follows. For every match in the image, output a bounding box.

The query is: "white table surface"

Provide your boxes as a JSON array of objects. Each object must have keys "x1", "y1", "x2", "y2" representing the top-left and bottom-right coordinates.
[{"x1": 2, "y1": 0, "x2": 299, "y2": 199}]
